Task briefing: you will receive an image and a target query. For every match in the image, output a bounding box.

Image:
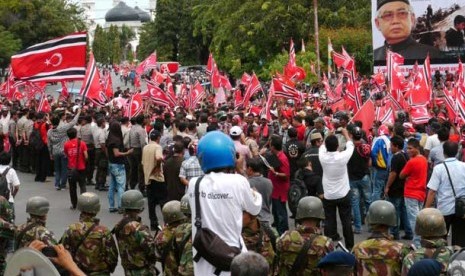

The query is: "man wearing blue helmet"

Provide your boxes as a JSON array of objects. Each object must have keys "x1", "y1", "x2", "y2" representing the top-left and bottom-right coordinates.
[{"x1": 187, "y1": 131, "x2": 262, "y2": 275}]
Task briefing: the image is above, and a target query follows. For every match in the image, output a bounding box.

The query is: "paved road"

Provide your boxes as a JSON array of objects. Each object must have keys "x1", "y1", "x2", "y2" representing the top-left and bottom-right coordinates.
[{"x1": 10, "y1": 169, "x2": 392, "y2": 274}]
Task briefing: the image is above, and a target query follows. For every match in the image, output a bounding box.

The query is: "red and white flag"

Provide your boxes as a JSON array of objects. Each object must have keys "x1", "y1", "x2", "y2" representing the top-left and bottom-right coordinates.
[
  {"x1": 79, "y1": 52, "x2": 107, "y2": 106},
  {"x1": 136, "y1": 52, "x2": 157, "y2": 75},
  {"x1": 405, "y1": 60, "x2": 431, "y2": 105},
  {"x1": 60, "y1": 81, "x2": 69, "y2": 98},
  {"x1": 103, "y1": 73, "x2": 113, "y2": 99},
  {"x1": 206, "y1": 53, "x2": 215, "y2": 76},
  {"x1": 11, "y1": 32, "x2": 86, "y2": 82},
  {"x1": 37, "y1": 94, "x2": 51, "y2": 113},
  {"x1": 350, "y1": 99, "x2": 375, "y2": 134},
  {"x1": 151, "y1": 70, "x2": 166, "y2": 85},
  {"x1": 146, "y1": 82, "x2": 173, "y2": 107},
  {"x1": 284, "y1": 39, "x2": 306, "y2": 81},
  {"x1": 165, "y1": 77, "x2": 177, "y2": 107},
  {"x1": 242, "y1": 73, "x2": 262, "y2": 107},
  {"x1": 220, "y1": 75, "x2": 232, "y2": 90},
  {"x1": 410, "y1": 104, "x2": 431, "y2": 124},
  {"x1": 387, "y1": 50, "x2": 407, "y2": 91},
  {"x1": 124, "y1": 93, "x2": 143, "y2": 119},
  {"x1": 211, "y1": 63, "x2": 221, "y2": 89},
  {"x1": 272, "y1": 78, "x2": 304, "y2": 103},
  {"x1": 189, "y1": 81, "x2": 205, "y2": 109},
  {"x1": 234, "y1": 89, "x2": 243, "y2": 107},
  {"x1": 241, "y1": 73, "x2": 252, "y2": 86}
]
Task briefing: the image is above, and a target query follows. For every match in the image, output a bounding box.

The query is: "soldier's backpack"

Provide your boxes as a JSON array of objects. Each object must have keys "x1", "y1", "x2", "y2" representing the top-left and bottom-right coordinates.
[
  {"x1": 288, "y1": 170, "x2": 308, "y2": 215},
  {"x1": 0, "y1": 167, "x2": 10, "y2": 200},
  {"x1": 29, "y1": 127, "x2": 44, "y2": 151}
]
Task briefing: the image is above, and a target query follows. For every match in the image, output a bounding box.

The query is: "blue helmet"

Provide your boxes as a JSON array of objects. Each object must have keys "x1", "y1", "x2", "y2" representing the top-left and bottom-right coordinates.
[{"x1": 197, "y1": 131, "x2": 236, "y2": 173}]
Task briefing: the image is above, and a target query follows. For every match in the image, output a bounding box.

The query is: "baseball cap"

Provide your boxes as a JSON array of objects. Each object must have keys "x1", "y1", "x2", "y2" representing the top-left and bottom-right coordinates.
[
  {"x1": 377, "y1": 0, "x2": 410, "y2": 11},
  {"x1": 317, "y1": 251, "x2": 356, "y2": 268},
  {"x1": 230, "y1": 126, "x2": 242, "y2": 136}
]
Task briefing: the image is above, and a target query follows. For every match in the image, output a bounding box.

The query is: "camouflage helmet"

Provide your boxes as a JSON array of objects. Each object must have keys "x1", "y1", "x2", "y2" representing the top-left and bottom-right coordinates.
[
  {"x1": 415, "y1": 208, "x2": 447, "y2": 237},
  {"x1": 296, "y1": 196, "x2": 325, "y2": 220},
  {"x1": 180, "y1": 194, "x2": 191, "y2": 215},
  {"x1": 121, "y1": 190, "x2": 144, "y2": 211},
  {"x1": 162, "y1": 200, "x2": 187, "y2": 225},
  {"x1": 77, "y1": 192, "x2": 100, "y2": 214},
  {"x1": 26, "y1": 196, "x2": 50, "y2": 216},
  {"x1": 366, "y1": 200, "x2": 396, "y2": 227}
]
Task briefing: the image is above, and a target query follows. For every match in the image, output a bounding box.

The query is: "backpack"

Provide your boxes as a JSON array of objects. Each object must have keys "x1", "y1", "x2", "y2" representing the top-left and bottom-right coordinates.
[
  {"x1": 288, "y1": 170, "x2": 308, "y2": 215},
  {"x1": 0, "y1": 167, "x2": 11, "y2": 199},
  {"x1": 29, "y1": 127, "x2": 44, "y2": 151}
]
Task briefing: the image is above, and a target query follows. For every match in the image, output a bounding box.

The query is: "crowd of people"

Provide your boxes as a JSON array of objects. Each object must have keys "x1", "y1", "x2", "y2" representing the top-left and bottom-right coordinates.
[{"x1": 1, "y1": 64, "x2": 465, "y2": 275}]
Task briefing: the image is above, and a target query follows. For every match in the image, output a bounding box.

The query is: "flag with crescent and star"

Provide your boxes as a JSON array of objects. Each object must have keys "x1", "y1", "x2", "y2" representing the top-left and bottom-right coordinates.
[
  {"x1": 10, "y1": 32, "x2": 86, "y2": 82},
  {"x1": 79, "y1": 52, "x2": 107, "y2": 107}
]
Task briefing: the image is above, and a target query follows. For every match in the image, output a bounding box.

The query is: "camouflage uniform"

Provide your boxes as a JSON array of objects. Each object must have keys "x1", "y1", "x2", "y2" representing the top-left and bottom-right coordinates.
[
  {"x1": 0, "y1": 196, "x2": 15, "y2": 275},
  {"x1": 352, "y1": 231, "x2": 409, "y2": 276},
  {"x1": 401, "y1": 238, "x2": 460, "y2": 276},
  {"x1": 155, "y1": 224, "x2": 179, "y2": 276},
  {"x1": 174, "y1": 222, "x2": 193, "y2": 276},
  {"x1": 15, "y1": 216, "x2": 57, "y2": 249},
  {"x1": 61, "y1": 213, "x2": 118, "y2": 275},
  {"x1": 275, "y1": 225, "x2": 334, "y2": 276},
  {"x1": 242, "y1": 223, "x2": 275, "y2": 271},
  {"x1": 112, "y1": 214, "x2": 157, "y2": 276}
]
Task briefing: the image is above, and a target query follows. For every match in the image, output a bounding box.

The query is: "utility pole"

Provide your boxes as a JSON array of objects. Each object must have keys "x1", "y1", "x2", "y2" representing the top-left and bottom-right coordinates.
[{"x1": 313, "y1": 0, "x2": 320, "y2": 81}]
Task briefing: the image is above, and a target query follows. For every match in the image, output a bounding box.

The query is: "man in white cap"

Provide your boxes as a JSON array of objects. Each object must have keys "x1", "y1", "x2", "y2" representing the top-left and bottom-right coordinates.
[{"x1": 230, "y1": 126, "x2": 252, "y2": 175}]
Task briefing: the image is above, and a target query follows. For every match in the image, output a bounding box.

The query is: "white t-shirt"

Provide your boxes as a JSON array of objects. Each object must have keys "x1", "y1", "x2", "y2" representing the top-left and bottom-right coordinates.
[
  {"x1": 0, "y1": 165, "x2": 20, "y2": 203},
  {"x1": 319, "y1": 141, "x2": 354, "y2": 200},
  {"x1": 424, "y1": 134, "x2": 440, "y2": 151},
  {"x1": 187, "y1": 172, "x2": 262, "y2": 276}
]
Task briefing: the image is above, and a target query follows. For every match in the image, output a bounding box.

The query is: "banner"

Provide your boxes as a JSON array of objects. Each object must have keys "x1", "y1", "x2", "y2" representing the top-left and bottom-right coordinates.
[{"x1": 372, "y1": 0, "x2": 465, "y2": 72}]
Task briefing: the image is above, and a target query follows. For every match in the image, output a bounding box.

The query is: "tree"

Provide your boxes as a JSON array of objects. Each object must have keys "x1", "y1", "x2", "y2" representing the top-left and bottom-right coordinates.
[
  {"x1": 0, "y1": 0, "x2": 86, "y2": 49},
  {"x1": 0, "y1": 25, "x2": 21, "y2": 71},
  {"x1": 92, "y1": 24, "x2": 135, "y2": 64}
]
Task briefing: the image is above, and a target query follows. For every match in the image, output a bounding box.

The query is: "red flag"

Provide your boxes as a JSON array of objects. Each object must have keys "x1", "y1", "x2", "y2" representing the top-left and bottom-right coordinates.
[
  {"x1": 234, "y1": 89, "x2": 243, "y2": 107},
  {"x1": 241, "y1": 73, "x2": 252, "y2": 86},
  {"x1": 136, "y1": 52, "x2": 157, "y2": 75},
  {"x1": 13, "y1": 89, "x2": 25, "y2": 101},
  {"x1": 242, "y1": 73, "x2": 262, "y2": 107},
  {"x1": 79, "y1": 52, "x2": 107, "y2": 106},
  {"x1": 442, "y1": 87, "x2": 457, "y2": 122},
  {"x1": 350, "y1": 100, "x2": 375, "y2": 134},
  {"x1": 134, "y1": 75, "x2": 141, "y2": 88},
  {"x1": 124, "y1": 93, "x2": 143, "y2": 119},
  {"x1": 410, "y1": 104, "x2": 430, "y2": 124},
  {"x1": 60, "y1": 81, "x2": 69, "y2": 98},
  {"x1": 190, "y1": 82, "x2": 205, "y2": 109},
  {"x1": 322, "y1": 74, "x2": 338, "y2": 102},
  {"x1": 165, "y1": 77, "x2": 177, "y2": 106},
  {"x1": 387, "y1": 50, "x2": 407, "y2": 91},
  {"x1": 37, "y1": 94, "x2": 51, "y2": 113},
  {"x1": 206, "y1": 53, "x2": 214, "y2": 76},
  {"x1": 146, "y1": 82, "x2": 173, "y2": 107},
  {"x1": 341, "y1": 46, "x2": 355, "y2": 72},
  {"x1": 220, "y1": 75, "x2": 232, "y2": 90},
  {"x1": 211, "y1": 63, "x2": 221, "y2": 89},
  {"x1": 371, "y1": 72, "x2": 386, "y2": 87},
  {"x1": 263, "y1": 84, "x2": 275, "y2": 121},
  {"x1": 405, "y1": 61, "x2": 431, "y2": 105},
  {"x1": 103, "y1": 73, "x2": 113, "y2": 99},
  {"x1": 272, "y1": 78, "x2": 304, "y2": 102},
  {"x1": 151, "y1": 70, "x2": 166, "y2": 85},
  {"x1": 375, "y1": 101, "x2": 395, "y2": 124},
  {"x1": 11, "y1": 32, "x2": 86, "y2": 82}
]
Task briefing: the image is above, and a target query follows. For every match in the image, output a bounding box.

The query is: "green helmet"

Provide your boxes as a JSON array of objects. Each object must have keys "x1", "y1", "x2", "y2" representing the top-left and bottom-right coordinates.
[
  {"x1": 26, "y1": 196, "x2": 50, "y2": 216},
  {"x1": 180, "y1": 194, "x2": 191, "y2": 215},
  {"x1": 296, "y1": 196, "x2": 325, "y2": 220},
  {"x1": 366, "y1": 200, "x2": 397, "y2": 227},
  {"x1": 77, "y1": 192, "x2": 100, "y2": 214},
  {"x1": 121, "y1": 190, "x2": 144, "y2": 211},
  {"x1": 415, "y1": 208, "x2": 447, "y2": 237},
  {"x1": 162, "y1": 200, "x2": 187, "y2": 225}
]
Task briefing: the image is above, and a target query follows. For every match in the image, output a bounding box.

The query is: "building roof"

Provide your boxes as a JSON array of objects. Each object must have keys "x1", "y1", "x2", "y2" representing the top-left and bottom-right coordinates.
[
  {"x1": 105, "y1": 1, "x2": 140, "y2": 22},
  {"x1": 134, "y1": 6, "x2": 151, "y2": 23}
]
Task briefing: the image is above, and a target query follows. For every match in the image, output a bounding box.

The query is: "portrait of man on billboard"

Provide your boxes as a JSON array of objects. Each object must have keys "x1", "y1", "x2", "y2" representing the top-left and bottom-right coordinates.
[{"x1": 373, "y1": 0, "x2": 443, "y2": 62}]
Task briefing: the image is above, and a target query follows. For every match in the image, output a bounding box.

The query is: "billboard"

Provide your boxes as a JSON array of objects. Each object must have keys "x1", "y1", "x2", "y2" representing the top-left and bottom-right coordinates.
[{"x1": 372, "y1": 0, "x2": 465, "y2": 73}]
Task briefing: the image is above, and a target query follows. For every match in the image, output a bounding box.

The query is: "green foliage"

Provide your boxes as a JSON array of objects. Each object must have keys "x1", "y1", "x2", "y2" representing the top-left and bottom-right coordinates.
[
  {"x1": 0, "y1": 0, "x2": 86, "y2": 49},
  {"x1": 0, "y1": 25, "x2": 21, "y2": 69},
  {"x1": 92, "y1": 24, "x2": 135, "y2": 64}
]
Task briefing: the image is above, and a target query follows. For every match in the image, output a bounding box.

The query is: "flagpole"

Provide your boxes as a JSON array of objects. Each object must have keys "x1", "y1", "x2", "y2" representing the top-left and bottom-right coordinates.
[{"x1": 313, "y1": 0, "x2": 320, "y2": 81}]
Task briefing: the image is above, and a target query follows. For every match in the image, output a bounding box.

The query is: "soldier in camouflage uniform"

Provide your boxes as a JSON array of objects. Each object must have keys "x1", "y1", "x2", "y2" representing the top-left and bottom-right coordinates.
[
  {"x1": 155, "y1": 200, "x2": 187, "y2": 276},
  {"x1": 15, "y1": 196, "x2": 57, "y2": 249},
  {"x1": 276, "y1": 196, "x2": 334, "y2": 276},
  {"x1": 61, "y1": 192, "x2": 118, "y2": 275},
  {"x1": 0, "y1": 195, "x2": 15, "y2": 275},
  {"x1": 352, "y1": 200, "x2": 409, "y2": 276},
  {"x1": 112, "y1": 190, "x2": 157, "y2": 276},
  {"x1": 174, "y1": 194, "x2": 193, "y2": 276},
  {"x1": 401, "y1": 208, "x2": 460, "y2": 276},
  {"x1": 242, "y1": 211, "x2": 275, "y2": 272}
]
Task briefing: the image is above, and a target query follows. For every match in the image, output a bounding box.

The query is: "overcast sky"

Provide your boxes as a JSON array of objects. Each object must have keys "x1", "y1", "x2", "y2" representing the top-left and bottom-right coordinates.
[{"x1": 78, "y1": 0, "x2": 151, "y2": 25}]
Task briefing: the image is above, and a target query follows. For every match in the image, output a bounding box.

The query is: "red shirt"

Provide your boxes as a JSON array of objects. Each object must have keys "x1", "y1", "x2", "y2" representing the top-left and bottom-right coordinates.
[
  {"x1": 296, "y1": 124, "x2": 306, "y2": 141},
  {"x1": 268, "y1": 151, "x2": 290, "y2": 202},
  {"x1": 64, "y1": 138, "x2": 88, "y2": 170},
  {"x1": 34, "y1": 122, "x2": 49, "y2": 145},
  {"x1": 401, "y1": 155, "x2": 428, "y2": 201}
]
